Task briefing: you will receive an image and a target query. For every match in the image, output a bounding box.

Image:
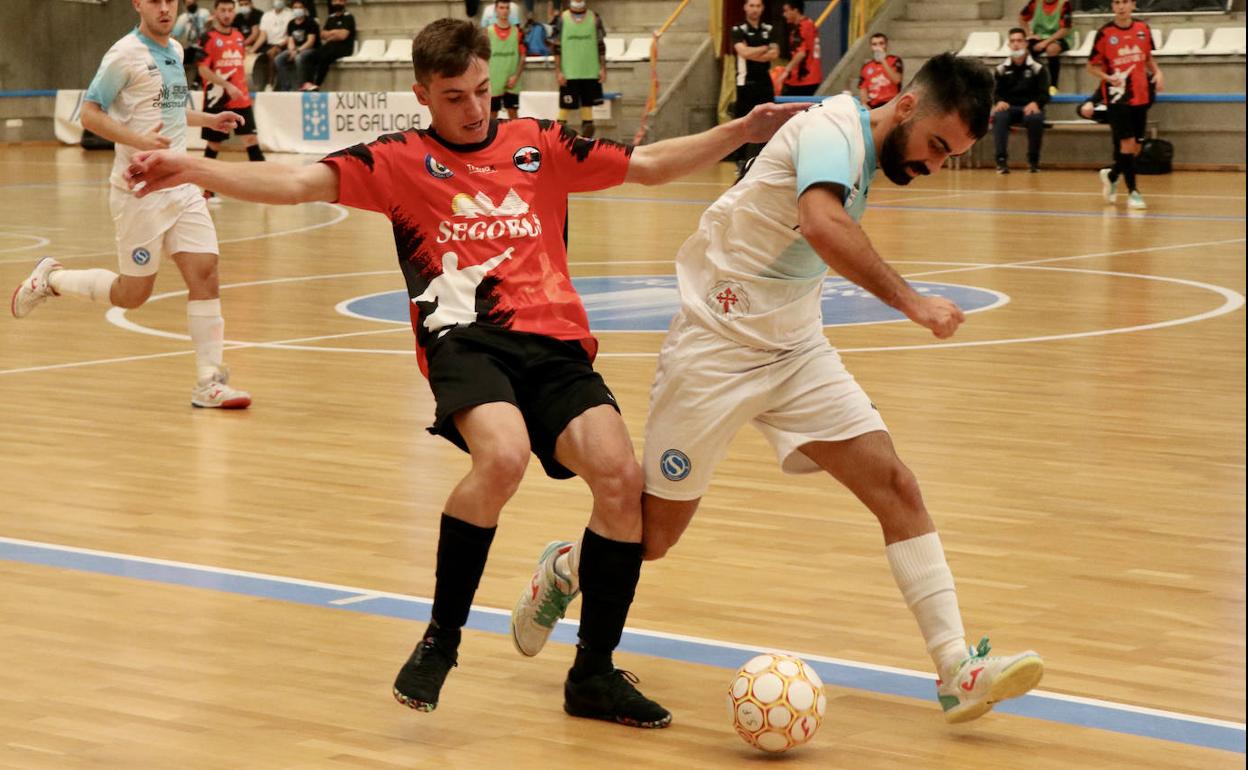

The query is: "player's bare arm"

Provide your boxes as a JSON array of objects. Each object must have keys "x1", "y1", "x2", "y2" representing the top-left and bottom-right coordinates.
[
  {"x1": 127, "y1": 151, "x2": 338, "y2": 204},
  {"x1": 80, "y1": 101, "x2": 171, "y2": 152},
  {"x1": 625, "y1": 102, "x2": 807, "y2": 185},
  {"x1": 798, "y1": 183, "x2": 964, "y2": 339},
  {"x1": 186, "y1": 109, "x2": 244, "y2": 133}
]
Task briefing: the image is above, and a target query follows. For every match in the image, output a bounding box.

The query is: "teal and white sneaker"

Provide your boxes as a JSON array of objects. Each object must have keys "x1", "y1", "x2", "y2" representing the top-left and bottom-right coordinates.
[
  {"x1": 1099, "y1": 168, "x2": 1118, "y2": 203},
  {"x1": 510, "y1": 540, "x2": 579, "y2": 657},
  {"x1": 936, "y1": 637, "x2": 1044, "y2": 724},
  {"x1": 1127, "y1": 190, "x2": 1147, "y2": 210}
]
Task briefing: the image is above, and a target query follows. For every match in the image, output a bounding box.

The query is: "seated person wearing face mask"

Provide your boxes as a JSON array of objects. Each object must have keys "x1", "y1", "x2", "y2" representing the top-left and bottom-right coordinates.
[
  {"x1": 991, "y1": 27, "x2": 1050, "y2": 174},
  {"x1": 231, "y1": 0, "x2": 265, "y2": 76},
  {"x1": 312, "y1": 0, "x2": 357, "y2": 90},
  {"x1": 174, "y1": 0, "x2": 212, "y2": 86},
  {"x1": 254, "y1": 0, "x2": 294, "y2": 92},
  {"x1": 276, "y1": 0, "x2": 320, "y2": 91}
]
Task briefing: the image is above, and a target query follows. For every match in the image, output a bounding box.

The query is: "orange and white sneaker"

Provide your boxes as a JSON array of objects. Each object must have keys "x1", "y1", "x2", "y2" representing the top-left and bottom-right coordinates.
[
  {"x1": 936, "y1": 637, "x2": 1044, "y2": 724},
  {"x1": 10, "y1": 257, "x2": 62, "y2": 318},
  {"x1": 191, "y1": 366, "x2": 252, "y2": 409}
]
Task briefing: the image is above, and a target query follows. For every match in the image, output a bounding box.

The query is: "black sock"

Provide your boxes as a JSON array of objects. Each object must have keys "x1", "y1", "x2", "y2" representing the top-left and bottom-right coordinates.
[
  {"x1": 1121, "y1": 152, "x2": 1138, "y2": 192},
  {"x1": 572, "y1": 528, "x2": 642, "y2": 679},
  {"x1": 204, "y1": 147, "x2": 219, "y2": 159},
  {"x1": 246, "y1": 144, "x2": 265, "y2": 162},
  {"x1": 1048, "y1": 56, "x2": 1061, "y2": 89},
  {"x1": 1108, "y1": 151, "x2": 1122, "y2": 182},
  {"x1": 582, "y1": 121, "x2": 595, "y2": 139},
  {"x1": 429, "y1": 513, "x2": 496, "y2": 636}
]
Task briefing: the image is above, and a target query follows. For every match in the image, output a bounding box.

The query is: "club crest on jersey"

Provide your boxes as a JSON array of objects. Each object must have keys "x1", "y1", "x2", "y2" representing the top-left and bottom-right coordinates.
[
  {"x1": 513, "y1": 145, "x2": 541, "y2": 173},
  {"x1": 216, "y1": 38, "x2": 224, "y2": 47},
  {"x1": 707, "y1": 281, "x2": 750, "y2": 318},
  {"x1": 131, "y1": 248, "x2": 151, "y2": 266},
  {"x1": 1110, "y1": 35, "x2": 1119, "y2": 44},
  {"x1": 425, "y1": 154, "x2": 454, "y2": 179}
]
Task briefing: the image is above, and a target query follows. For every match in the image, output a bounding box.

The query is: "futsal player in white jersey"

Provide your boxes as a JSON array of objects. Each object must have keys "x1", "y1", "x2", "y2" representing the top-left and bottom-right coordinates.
[
  {"x1": 513, "y1": 53, "x2": 1046, "y2": 726},
  {"x1": 10, "y1": 0, "x2": 252, "y2": 409}
]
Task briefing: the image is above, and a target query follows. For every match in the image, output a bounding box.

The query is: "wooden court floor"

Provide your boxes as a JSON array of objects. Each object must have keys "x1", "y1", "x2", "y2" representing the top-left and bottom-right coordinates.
[{"x1": 0, "y1": 144, "x2": 1243, "y2": 768}]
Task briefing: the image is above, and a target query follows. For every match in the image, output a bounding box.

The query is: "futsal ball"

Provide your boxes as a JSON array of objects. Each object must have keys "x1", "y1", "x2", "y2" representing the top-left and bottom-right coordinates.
[{"x1": 728, "y1": 652, "x2": 826, "y2": 753}]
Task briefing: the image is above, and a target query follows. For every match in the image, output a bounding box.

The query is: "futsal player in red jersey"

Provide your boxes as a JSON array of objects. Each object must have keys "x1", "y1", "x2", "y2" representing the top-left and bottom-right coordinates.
[
  {"x1": 199, "y1": 0, "x2": 265, "y2": 186},
  {"x1": 125, "y1": 18, "x2": 804, "y2": 728},
  {"x1": 1088, "y1": 0, "x2": 1163, "y2": 209}
]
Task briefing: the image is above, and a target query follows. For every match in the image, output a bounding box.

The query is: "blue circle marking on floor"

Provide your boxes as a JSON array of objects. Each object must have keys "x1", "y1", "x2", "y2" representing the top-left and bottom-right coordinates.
[{"x1": 340, "y1": 276, "x2": 1008, "y2": 331}]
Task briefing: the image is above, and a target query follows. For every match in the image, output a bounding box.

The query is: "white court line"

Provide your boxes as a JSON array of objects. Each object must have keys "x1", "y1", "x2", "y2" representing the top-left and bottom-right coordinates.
[
  {"x1": 1, "y1": 534, "x2": 1241, "y2": 732},
  {"x1": 659, "y1": 179, "x2": 1248, "y2": 200},
  {"x1": 0, "y1": 232, "x2": 51, "y2": 253}
]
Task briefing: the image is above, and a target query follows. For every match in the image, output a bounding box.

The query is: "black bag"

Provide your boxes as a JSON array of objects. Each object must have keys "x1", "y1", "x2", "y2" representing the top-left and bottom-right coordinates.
[{"x1": 1136, "y1": 138, "x2": 1173, "y2": 175}]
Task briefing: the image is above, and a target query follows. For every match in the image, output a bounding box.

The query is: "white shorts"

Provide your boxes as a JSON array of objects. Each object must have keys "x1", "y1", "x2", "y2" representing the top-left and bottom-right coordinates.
[
  {"x1": 109, "y1": 184, "x2": 218, "y2": 277},
  {"x1": 643, "y1": 313, "x2": 888, "y2": 501}
]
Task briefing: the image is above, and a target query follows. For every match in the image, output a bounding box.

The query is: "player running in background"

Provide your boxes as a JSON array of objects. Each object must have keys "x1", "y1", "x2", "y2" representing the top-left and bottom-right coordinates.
[
  {"x1": 199, "y1": 0, "x2": 266, "y2": 202},
  {"x1": 514, "y1": 54, "x2": 1046, "y2": 727},
  {"x1": 10, "y1": 0, "x2": 251, "y2": 409},
  {"x1": 125, "y1": 17, "x2": 804, "y2": 728},
  {"x1": 1088, "y1": 0, "x2": 1163, "y2": 210}
]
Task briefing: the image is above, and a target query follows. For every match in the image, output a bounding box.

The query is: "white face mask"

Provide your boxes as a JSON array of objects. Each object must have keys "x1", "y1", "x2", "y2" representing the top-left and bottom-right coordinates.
[
  {"x1": 273, "y1": 0, "x2": 286, "y2": 9},
  {"x1": 239, "y1": 3, "x2": 251, "y2": 11},
  {"x1": 292, "y1": 7, "x2": 306, "y2": 18},
  {"x1": 872, "y1": 48, "x2": 885, "y2": 62},
  {"x1": 1010, "y1": 47, "x2": 1027, "y2": 59}
]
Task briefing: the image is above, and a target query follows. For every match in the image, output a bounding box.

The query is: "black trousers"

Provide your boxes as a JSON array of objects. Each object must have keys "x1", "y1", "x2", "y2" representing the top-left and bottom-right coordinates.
[{"x1": 992, "y1": 106, "x2": 1045, "y2": 164}]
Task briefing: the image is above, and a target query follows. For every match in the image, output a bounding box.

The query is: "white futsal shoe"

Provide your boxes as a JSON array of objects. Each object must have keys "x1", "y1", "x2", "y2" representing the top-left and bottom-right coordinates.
[
  {"x1": 10, "y1": 257, "x2": 62, "y2": 318},
  {"x1": 510, "y1": 540, "x2": 579, "y2": 656},
  {"x1": 191, "y1": 366, "x2": 252, "y2": 409},
  {"x1": 1099, "y1": 168, "x2": 1118, "y2": 204},
  {"x1": 936, "y1": 636, "x2": 1044, "y2": 724}
]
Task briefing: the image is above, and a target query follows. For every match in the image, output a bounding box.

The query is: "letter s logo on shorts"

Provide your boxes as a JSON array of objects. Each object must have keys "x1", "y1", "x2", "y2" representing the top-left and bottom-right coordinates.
[
  {"x1": 659, "y1": 449, "x2": 691, "y2": 482},
  {"x1": 131, "y1": 248, "x2": 152, "y2": 266}
]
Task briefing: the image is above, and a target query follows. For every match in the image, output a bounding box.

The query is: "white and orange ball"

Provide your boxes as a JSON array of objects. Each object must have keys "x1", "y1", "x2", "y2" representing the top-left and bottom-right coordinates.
[{"x1": 727, "y1": 652, "x2": 826, "y2": 753}]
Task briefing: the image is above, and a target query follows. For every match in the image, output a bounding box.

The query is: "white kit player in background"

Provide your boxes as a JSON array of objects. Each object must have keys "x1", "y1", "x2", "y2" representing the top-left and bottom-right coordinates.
[
  {"x1": 9, "y1": 0, "x2": 251, "y2": 409},
  {"x1": 513, "y1": 54, "x2": 1046, "y2": 726}
]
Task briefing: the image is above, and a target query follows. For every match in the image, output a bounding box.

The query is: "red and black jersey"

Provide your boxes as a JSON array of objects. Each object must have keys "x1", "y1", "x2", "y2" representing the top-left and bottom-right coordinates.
[
  {"x1": 785, "y1": 18, "x2": 822, "y2": 87},
  {"x1": 200, "y1": 25, "x2": 251, "y2": 109},
  {"x1": 858, "y1": 56, "x2": 903, "y2": 107},
  {"x1": 1090, "y1": 20, "x2": 1154, "y2": 106},
  {"x1": 320, "y1": 119, "x2": 633, "y2": 377}
]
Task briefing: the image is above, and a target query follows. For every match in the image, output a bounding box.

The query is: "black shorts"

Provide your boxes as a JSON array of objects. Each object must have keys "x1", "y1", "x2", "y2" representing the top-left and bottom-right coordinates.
[
  {"x1": 425, "y1": 324, "x2": 618, "y2": 479},
  {"x1": 202, "y1": 105, "x2": 257, "y2": 143},
  {"x1": 1107, "y1": 103, "x2": 1150, "y2": 144},
  {"x1": 491, "y1": 92, "x2": 520, "y2": 113},
  {"x1": 780, "y1": 83, "x2": 818, "y2": 97},
  {"x1": 1029, "y1": 35, "x2": 1071, "y2": 53},
  {"x1": 559, "y1": 79, "x2": 604, "y2": 110},
  {"x1": 734, "y1": 81, "x2": 774, "y2": 119}
]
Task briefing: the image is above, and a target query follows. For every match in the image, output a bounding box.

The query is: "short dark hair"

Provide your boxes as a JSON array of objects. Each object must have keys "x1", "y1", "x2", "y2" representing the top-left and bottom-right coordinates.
[
  {"x1": 905, "y1": 52, "x2": 994, "y2": 139},
  {"x1": 1008, "y1": 27, "x2": 1027, "y2": 38},
  {"x1": 783, "y1": 0, "x2": 805, "y2": 12},
  {"x1": 214, "y1": 0, "x2": 235, "y2": 6},
  {"x1": 870, "y1": 33, "x2": 888, "y2": 43},
  {"x1": 412, "y1": 18, "x2": 492, "y2": 85}
]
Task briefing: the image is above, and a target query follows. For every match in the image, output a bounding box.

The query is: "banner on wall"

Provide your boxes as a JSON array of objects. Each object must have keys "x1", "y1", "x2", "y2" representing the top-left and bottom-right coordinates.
[{"x1": 54, "y1": 90, "x2": 612, "y2": 154}]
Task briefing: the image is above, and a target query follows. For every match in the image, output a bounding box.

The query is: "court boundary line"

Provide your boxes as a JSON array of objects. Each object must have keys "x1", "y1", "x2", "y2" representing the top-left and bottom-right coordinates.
[{"x1": 0, "y1": 535, "x2": 1241, "y2": 754}]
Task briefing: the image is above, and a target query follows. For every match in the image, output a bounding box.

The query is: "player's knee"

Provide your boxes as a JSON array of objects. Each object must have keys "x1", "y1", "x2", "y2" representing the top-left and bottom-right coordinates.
[
  {"x1": 888, "y1": 463, "x2": 924, "y2": 513},
  {"x1": 113, "y1": 279, "x2": 154, "y2": 308},
  {"x1": 476, "y1": 443, "x2": 530, "y2": 492},
  {"x1": 590, "y1": 457, "x2": 644, "y2": 507}
]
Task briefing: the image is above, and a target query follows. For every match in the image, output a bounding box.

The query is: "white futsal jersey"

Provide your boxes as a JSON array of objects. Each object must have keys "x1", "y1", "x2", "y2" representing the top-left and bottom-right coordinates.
[
  {"x1": 675, "y1": 94, "x2": 876, "y2": 350},
  {"x1": 85, "y1": 29, "x2": 191, "y2": 191}
]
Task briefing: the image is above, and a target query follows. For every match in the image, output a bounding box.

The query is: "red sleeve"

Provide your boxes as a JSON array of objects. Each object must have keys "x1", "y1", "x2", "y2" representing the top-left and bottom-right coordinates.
[
  {"x1": 318, "y1": 137, "x2": 401, "y2": 214},
  {"x1": 801, "y1": 20, "x2": 816, "y2": 54},
  {"x1": 1019, "y1": 1, "x2": 1036, "y2": 22},
  {"x1": 540, "y1": 121, "x2": 632, "y2": 194},
  {"x1": 200, "y1": 35, "x2": 218, "y2": 68},
  {"x1": 1142, "y1": 22, "x2": 1153, "y2": 55},
  {"x1": 1089, "y1": 27, "x2": 1107, "y2": 68}
]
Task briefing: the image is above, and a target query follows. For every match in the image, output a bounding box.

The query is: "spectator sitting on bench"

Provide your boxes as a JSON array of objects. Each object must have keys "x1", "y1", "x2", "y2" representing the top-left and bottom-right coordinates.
[
  {"x1": 991, "y1": 27, "x2": 1050, "y2": 174},
  {"x1": 1019, "y1": 0, "x2": 1070, "y2": 93}
]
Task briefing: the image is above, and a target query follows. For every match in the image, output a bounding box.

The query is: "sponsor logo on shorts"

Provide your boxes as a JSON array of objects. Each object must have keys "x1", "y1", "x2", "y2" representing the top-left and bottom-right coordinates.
[
  {"x1": 659, "y1": 449, "x2": 691, "y2": 482},
  {"x1": 131, "y1": 248, "x2": 152, "y2": 266},
  {"x1": 425, "y1": 154, "x2": 455, "y2": 179},
  {"x1": 513, "y1": 145, "x2": 541, "y2": 173}
]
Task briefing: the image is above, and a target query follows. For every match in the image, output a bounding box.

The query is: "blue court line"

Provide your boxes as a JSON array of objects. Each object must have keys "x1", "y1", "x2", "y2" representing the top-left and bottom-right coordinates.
[
  {"x1": 0, "y1": 89, "x2": 57, "y2": 98},
  {"x1": 0, "y1": 537, "x2": 1242, "y2": 754},
  {"x1": 570, "y1": 194, "x2": 1247, "y2": 223}
]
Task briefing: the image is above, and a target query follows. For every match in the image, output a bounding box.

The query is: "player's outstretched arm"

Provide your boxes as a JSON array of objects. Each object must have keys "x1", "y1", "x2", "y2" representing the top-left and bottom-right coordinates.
[
  {"x1": 625, "y1": 101, "x2": 807, "y2": 186},
  {"x1": 126, "y1": 151, "x2": 340, "y2": 205},
  {"x1": 799, "y1": 183, "x2": 964, "y2": 339}
]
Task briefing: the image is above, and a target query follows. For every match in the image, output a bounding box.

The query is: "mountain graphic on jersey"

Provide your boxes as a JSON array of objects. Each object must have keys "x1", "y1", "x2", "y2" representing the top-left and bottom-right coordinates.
[{"x1": 451, "y1": 189, "x2": 530, "y2": 218}]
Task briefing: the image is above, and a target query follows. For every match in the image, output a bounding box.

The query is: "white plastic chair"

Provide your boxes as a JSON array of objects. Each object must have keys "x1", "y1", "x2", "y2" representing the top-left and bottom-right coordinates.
[
  {"x1": 383, "y1": 38, "x2": 414, "y2": 61},
  {"x1": 957, "y1": 31, "x2": 1001, "y2": 57},
  {"x1": 1201, "y1": 26, "x2": 1246, "y2": 54},
  {"x1": 1153, "y1": 27, "x2": 1163, "y2": 51},
  {"x1": 604, "y1": 36, "x2": 626, "y2": 61},
  {"x1": 341, "y1": 39, "x2": 386, "y2": 62},
  {"x1": 1061, "y1": 29, "x2": 1093, "y2": 57},
  {"x1": 617, "y1": 37, "x2": 653, "y2": 62},
  {"x1": 1155, "y1": 28, "x2": 1205, "y2": 55}
]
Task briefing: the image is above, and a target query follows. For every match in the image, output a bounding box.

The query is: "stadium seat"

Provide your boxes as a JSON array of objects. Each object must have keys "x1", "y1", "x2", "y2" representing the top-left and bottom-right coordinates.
[
  {"x1": 1064, "y1": 29, "x2": 1094, "y2": 57},
  {"x1": 341, "y1": 39, "x2": 386, "y2": 62},
  {"x1": 604, "y1": 36, "x2": 626, "y2": 61},
  {"x1": 383, "y1": 38, "x2": 414, "y2": 61},
  {"x1": 1155, "y1": 28, "x2": 1205, "y2": 55},
  {"x1": 1153, "y1": 27, "x2": 1163, "y2": 50},
  {"x1": 957, "y1": 31, "x2": 1001, "y2": 57},
  {"x1": 1201, "y1": 26, "x2": 1246, "y2": 54},
  {"x1": 617, "y1": 37, "x2": 653, "y2": 62}
]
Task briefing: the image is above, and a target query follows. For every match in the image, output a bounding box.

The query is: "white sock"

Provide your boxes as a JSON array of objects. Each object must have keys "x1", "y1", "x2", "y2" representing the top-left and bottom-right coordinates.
[
  {"x1": 47, "y1": 267, "x2": 118, "y2": 304},
  {"x1": 187, "y1": 299, "x2": 225, "y2": 380},
  {"x1": 886, "y1": 532, "x2": 968, "y2": 678}
]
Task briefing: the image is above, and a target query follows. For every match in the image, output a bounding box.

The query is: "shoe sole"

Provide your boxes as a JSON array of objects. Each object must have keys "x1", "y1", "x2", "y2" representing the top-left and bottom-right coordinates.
[
  {"x1": 191, "y1": 396, "x2": 252, "y2": 409},
  {"x1": 393, "y1": 688, "x2": 437, "y2": 712},
  {"x1": 563, "y1": 701, "x2": 673, "y2": 729},
  {"x1": 944, "y1": 655, "x2": 1045, "y2": 725},
  {"x1": 509, "y1": 540, "x2": 574, "y2": 657}
]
